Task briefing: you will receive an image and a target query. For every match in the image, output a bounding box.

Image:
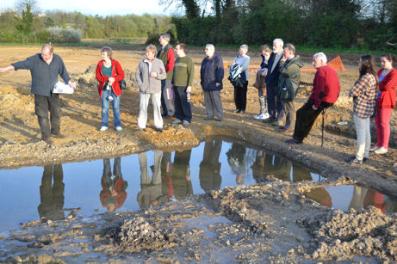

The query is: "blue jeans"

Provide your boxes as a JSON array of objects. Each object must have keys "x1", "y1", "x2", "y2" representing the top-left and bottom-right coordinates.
[
  {"x1": 174, "y1": 86, "x2": 192, "y2": 122},
  {"x1": 101, "y1": 89, "x2": 121, "y2": 127}
]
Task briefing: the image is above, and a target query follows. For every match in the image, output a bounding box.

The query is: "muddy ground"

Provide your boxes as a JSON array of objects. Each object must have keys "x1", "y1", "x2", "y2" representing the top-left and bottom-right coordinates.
[
  {"x1": 1, "y1": 176, "x2": 396, "y2": 263},
  {"x1": 0, "y1": 45, "x2": 397, "y2": 263}
]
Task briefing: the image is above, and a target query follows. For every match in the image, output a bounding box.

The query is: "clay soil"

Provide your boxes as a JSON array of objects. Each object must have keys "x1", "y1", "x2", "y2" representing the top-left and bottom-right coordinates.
[{"x1": 0, "y1": 45, "x2": 397, "y2": 263}]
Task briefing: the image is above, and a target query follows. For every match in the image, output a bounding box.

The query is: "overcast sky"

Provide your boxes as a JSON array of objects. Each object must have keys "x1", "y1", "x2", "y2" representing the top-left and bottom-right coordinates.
[{"x1": 0, "y1": 0, "x2": 181, "y2": 16}]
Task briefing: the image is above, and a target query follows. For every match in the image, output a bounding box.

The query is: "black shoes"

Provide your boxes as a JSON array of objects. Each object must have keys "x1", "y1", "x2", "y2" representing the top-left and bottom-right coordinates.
[
  {"x1": 285, "y1": 138, "x2": 302, "y2": 144},
  {"x1": 345, "y1": 156, "x2": 368, "y2": 165},
  {"x1": 51, "y1": 133, "x2": 65, "y2": 139}
]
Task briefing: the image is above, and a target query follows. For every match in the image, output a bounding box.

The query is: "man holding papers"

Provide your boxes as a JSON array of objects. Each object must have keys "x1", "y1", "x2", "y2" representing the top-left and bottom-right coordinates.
[{"x1": 0, "y1": 43, "x2": 76, "y2": 144}]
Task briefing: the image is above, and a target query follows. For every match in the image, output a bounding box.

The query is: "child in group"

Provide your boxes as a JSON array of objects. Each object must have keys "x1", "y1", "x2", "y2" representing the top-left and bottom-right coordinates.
[{"x1": 253, "y1": 45, "x2": 272, "y2": 120}]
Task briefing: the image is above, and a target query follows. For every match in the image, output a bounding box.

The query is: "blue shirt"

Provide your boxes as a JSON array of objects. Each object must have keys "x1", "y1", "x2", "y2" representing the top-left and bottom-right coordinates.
[{"x1": 12, "y1": 53, "x2": 70, "y2": 96}]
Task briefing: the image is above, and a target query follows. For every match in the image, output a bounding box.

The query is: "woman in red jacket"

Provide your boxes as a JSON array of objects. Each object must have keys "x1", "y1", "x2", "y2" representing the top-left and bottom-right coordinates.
[
  {"x1": 372, "y1": 55, "x2": 397, "y2": 154},
  {"x1": 95, "y1": 46, "x2": 125, "y2": 132}
]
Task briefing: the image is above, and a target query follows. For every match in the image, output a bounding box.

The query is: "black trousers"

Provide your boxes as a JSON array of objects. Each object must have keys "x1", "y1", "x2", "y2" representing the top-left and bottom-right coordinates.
[
  {"x1": 233, "y1": 82, "x2": 248, "y2": 111},
  {"x1": 174, "y1": 86, "x2": 192, "y2": 122},
  {"x1": 34, "y1": 94, "x2": 61, "y2": 140},
  {"x1": 266, "y1": 84, "x2": 283, "y2": 119},
  {"x1": 38, "y1": 164, "x2": 64, "y2": 220},
  {"x1": 293, "y1": 100, "x2": 332, "y2": 142}
]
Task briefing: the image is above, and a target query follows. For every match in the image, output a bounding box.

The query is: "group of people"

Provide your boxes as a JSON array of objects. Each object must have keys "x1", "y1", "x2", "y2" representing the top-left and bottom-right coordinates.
[
  {"x1": 347, "y1": 54, "x2": 397, "y2": 164},
  {"x1": 230, "y1": 38, "x2": 396, "y2": 165},
  {"x1": 0, "y1": 36, "x2": 395, "y2": 167},
  {"x1": 229, "y1": 38, "x2": 340, "y2": 144}
]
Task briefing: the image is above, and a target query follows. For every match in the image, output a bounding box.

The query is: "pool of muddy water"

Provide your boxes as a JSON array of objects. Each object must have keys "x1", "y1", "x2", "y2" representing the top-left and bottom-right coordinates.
[
  {"x1": 306, "y1": 184, "x2": 397, "y2": 214},
  {"x1": 0, "y1": 138, "x2": 396, "y2": 235}
]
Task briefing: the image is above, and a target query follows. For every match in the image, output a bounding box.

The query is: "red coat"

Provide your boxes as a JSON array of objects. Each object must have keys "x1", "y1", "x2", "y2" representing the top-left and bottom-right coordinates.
[
  {"x1": 96, "y1": 59, "x2": 125, "y2": 96},
  {"x1": 310, "y1": 65, "x2": 340, "y2": 108},
  {"x1": 377, "y1": 68, "x2": 397, "y2": 109}
]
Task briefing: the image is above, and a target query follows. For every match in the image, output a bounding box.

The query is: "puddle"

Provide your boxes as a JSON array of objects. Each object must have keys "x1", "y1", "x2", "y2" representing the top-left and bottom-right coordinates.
[
  {"x1": 305, "y1": 184, "x2": 397, "y2": 213},
  {"x1": 0, "y1": 138, "x2": 322, "y2": 234}
]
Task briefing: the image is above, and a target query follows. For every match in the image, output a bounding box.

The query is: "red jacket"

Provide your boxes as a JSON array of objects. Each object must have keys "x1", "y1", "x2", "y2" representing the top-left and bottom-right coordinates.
[
  {"x1": 96, "y1": 59, "x2": 125, "y2": 96},
  {"x1": 310, "y1": 65, "x2": 340, "y2": 108},
  {"x1": 377, "y1": 68, "x2": 397, "y2": 109}
]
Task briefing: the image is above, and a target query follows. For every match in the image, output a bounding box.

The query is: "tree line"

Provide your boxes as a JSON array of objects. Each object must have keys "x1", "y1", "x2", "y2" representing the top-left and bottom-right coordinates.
[
  {"x1": 0, "y1": 2, "x2": 175, "y2": 43},
  {"x1": 171, "y1": 0, "x2": 397, "y2": 49},
  {"x1": 1, "y1": 0, "x2": 396, "y2": 50}
]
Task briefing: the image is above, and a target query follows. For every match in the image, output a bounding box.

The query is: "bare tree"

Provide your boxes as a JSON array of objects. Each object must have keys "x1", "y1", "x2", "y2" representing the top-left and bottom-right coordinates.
[
  {"x1": 16, "y1": 0, "x2": 39, "y2": 14},
  {"x1": 159, "y1": 0, "x2": 200, "y2": 18}
]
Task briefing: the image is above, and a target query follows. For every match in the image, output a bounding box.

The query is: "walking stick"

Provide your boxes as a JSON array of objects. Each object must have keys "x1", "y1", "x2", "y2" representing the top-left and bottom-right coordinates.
[{"x1": 321, "y1": 109, "x2": 325, "y2": 148}]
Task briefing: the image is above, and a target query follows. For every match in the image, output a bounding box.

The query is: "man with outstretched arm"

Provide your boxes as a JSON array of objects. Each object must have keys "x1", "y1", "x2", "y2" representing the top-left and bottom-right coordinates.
[{"x1": 0, "y1": 43, "x2": 76, "y2": 144}]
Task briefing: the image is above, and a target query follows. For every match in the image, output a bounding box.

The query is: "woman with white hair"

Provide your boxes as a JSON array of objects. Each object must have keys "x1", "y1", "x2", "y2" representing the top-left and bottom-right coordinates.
[
  {"x1": 229, "y1": 44, "x2": 250, "y2": 113},
  {"x1": 200, "y1": 44, "x2": 225, "y2": 121}
]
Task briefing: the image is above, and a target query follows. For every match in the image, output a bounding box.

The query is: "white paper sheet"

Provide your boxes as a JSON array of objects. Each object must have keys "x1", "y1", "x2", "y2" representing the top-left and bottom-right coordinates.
[{"x1": 52, "y1": 82, "x2": 74, "y2": 94}]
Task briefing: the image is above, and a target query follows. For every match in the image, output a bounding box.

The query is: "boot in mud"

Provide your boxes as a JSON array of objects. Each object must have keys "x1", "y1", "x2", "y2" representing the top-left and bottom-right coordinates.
[
  {"x1": 254, "y1": 96, "x2": 270, "y2": 120},
  {"x1": 38, "y1": 116, "x2": 52, "y2": 145}
]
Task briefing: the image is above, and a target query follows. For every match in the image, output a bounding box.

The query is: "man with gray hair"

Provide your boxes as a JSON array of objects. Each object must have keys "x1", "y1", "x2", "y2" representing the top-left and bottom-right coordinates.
[
  {"x1": 157, "y1": 33, "x2": 175, "y2": 117},
  {"x1": 0, "y1": 43, "x2": 76, "y2": 144},
  {"x1": 287, "y1": 52, "x2": 340, "y2": 144},
  {"x1": 265, "y1": 38, "x2": 284, "y2": 123},
  {"x1": 200, "y1": 44, "x2": 224, "y2": 121}
]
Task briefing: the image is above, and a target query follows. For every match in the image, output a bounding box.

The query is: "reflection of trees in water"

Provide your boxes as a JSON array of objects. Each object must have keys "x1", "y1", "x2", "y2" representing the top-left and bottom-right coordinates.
[
  {"x1": 38, "y1": 164, "x2": 65, "y2": 220},
  {"x1": 199, "y1": 139, "x2": 222, "y2": 193},
  {"x1": 100, "y1": 158, "x2": 128, "y2": 212},
  {"x1": 137, "y1": 151, "x2": 163, "y2": 209}
]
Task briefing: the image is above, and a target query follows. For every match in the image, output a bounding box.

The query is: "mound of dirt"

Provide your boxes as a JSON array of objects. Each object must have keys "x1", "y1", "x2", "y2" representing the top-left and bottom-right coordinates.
[
  {"x1": 108, "y1": 216, "x2": 177, "y2": 253},
  {"x1": 300, "y1": 207, "x2": 397, "y2": 262}
]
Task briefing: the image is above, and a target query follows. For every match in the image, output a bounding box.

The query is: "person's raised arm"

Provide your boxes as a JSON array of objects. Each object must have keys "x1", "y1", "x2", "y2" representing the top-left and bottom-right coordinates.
[{"x1": 0, "y1": 65, "x2": 15, "y2": 73}]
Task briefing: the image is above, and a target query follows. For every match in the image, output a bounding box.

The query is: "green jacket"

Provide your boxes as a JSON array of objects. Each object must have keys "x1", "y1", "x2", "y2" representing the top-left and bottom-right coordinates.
[{"x1": 278, "y1": 56, "x2": 304, "y2": 101}]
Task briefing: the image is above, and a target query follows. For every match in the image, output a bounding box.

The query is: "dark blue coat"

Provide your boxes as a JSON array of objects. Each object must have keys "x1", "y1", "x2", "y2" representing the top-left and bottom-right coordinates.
[
  {"x1": 260, "y1": 54, "x2": 268, "y2": 69},
  {"x1": 265, "y1": 52, "x2": 282, "y2": 88},
  {"x1": 200, "y1": 53, "x2": 224, "y2": 91}
]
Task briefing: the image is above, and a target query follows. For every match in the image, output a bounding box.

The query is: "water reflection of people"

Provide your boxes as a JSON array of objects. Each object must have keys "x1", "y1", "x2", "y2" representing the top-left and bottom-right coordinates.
[
  {"x1": 199, "y1": 139, "x2": 222, "y2": 193},
  {"x1": 305, "y1": 187, "x2": 332, "y2": 208},
  {"x1": 137, "y1": 151, "x2": 163, "y2": 208},
  {"x1": 100, "y1": 158, "x2": 128, "y2": 212},
  {"x1": 171, "y1": 150, "x2": 193, "y2": 200},
  {"x1": 252, "y1": 152, "x2": 312, "y2": 183},
  {"x1": 252, "y1": 152, "x2": 288, "y2": 182},
  {"x1": 226, "y1": 142, "x2": 250, "y2": 185},
  {"x1": 38, "y1": 164, "x2": 65, "y2": 220}
]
